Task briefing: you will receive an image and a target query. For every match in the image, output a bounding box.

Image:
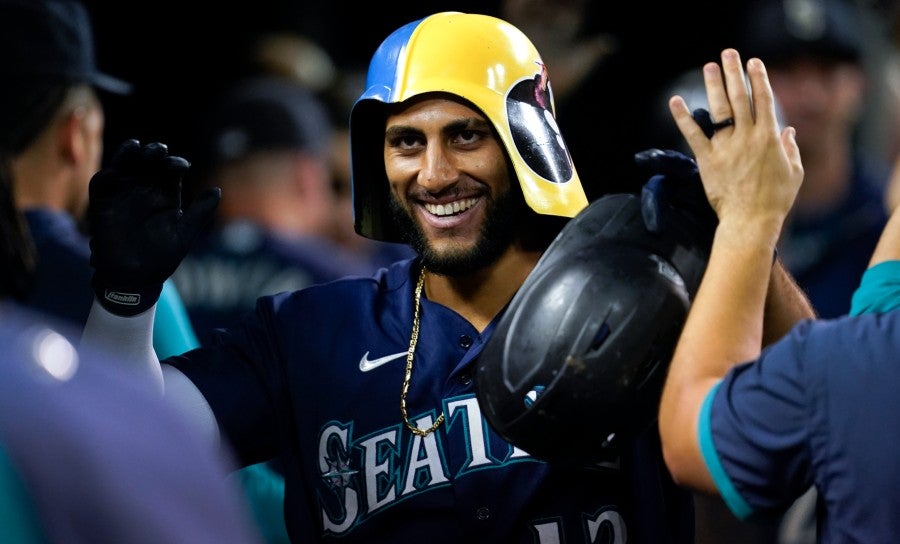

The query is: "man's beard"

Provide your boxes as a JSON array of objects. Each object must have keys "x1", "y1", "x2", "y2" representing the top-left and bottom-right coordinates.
[{"x1": 388, "y1": 187, "x2": 528, "y2": 277}]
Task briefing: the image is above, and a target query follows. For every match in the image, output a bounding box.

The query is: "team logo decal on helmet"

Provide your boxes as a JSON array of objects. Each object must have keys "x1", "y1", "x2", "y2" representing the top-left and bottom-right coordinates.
[
  {"x1": 506, "y1": 61, "x2": 575, "y2": 184},
  {"x1": 349, "y1": 12, "x2": 588, "y2": 243}
]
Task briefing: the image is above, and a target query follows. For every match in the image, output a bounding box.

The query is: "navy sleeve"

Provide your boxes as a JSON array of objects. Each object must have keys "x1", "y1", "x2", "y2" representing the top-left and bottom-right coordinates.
[{"x1": 706, "y1": 322, "x2": 818, "y2": 519}]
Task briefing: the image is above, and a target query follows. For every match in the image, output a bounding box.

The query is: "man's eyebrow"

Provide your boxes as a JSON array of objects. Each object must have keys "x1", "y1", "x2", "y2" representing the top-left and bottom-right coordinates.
[
  {"x1": 384, "y1": 125, "x2": 419, "y2": 140},
  {"x1": 384, "y1": 117, "x2": 491, "y2": 140},
  {"x1": 445, "y1": 118, "x2": 491, "y2": 132}
]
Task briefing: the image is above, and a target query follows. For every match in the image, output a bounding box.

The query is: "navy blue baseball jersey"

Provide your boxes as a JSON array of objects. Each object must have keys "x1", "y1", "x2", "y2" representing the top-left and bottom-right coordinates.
[
  {"x1": 700, "y1": 311, "x2": 900, "y2": 541},
  {"x1": 22, "y1": 208, "x2": 94, "y2": 328},
  {"x1": 166, "y1": 258, "x2": 693, "y2": 543}
]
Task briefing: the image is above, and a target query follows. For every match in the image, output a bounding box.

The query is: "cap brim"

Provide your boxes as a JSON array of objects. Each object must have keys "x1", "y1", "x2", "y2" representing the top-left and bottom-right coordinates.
[{"x1": 92, "y1": 72, "x2": 132, "y2": 95}]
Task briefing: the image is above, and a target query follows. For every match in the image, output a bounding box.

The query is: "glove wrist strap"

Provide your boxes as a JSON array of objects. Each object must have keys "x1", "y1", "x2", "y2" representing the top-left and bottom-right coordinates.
[{"x1": 92, "y1": 276, "x2": 162, "y2": 317}]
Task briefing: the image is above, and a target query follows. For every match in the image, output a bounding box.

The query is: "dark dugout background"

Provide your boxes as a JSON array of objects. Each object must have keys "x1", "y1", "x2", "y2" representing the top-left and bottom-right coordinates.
[{"x1": 84, "y1": 1, "x2": 744, "y2": 199}]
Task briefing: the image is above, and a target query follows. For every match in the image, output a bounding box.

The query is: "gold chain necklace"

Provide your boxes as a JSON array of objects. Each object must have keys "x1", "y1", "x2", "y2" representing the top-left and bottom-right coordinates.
[{"x1": 400, "y1": 266, "x2": 445, "y2": 437}]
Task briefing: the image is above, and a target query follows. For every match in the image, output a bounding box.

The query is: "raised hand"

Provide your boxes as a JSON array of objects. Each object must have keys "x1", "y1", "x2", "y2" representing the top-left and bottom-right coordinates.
[
  {"x1": 668, "y1": 48, "x2": 803, "y2": 248},
  {"x1": 88, "y1": 139, "x2": 220, "y2": 316}
]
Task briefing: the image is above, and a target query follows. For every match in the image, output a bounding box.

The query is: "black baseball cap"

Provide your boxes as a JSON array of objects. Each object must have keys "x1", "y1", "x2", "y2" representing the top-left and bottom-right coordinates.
[
  {"x1": 739, "y1": 0, "x2": 863, "y2": 66},
  {"x1": 206, "y1": 76, "x2": 333, "y2": 167},
  {"x1": 0, "y1": 0, "x2": 131, "y2": 94}
]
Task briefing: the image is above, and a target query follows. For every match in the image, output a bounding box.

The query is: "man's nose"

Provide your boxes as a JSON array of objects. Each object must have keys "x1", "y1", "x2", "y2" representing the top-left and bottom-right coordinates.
[{"x1": 418, "y1": 143, "x2": 457, "y2": 192}]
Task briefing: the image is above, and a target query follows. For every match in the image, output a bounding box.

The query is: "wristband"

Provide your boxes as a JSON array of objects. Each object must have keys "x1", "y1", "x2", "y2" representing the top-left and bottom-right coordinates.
[{"x1": 92, "y1": 276, "x2": 162, "y2": 317}]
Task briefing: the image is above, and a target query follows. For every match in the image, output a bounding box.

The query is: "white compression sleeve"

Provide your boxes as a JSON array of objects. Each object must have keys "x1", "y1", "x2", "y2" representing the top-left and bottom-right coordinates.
[
  {"x1": 81, "y1": 299, "x2": 162, "y2": 389},
  {"x1": 81, "y1": 299, "x2": 221, "y2": 446}
]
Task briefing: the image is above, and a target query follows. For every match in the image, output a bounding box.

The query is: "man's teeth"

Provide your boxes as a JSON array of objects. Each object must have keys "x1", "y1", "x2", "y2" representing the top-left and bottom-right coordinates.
[{"x1": 424, "y1": 198, "x2": 477, "y2": 217}]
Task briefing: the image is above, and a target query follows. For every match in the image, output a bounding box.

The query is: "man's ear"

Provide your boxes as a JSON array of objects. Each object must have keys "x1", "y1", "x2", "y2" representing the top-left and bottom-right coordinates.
[{"x1": 57, "y1": 101, "x2": 102, "y2": 166}]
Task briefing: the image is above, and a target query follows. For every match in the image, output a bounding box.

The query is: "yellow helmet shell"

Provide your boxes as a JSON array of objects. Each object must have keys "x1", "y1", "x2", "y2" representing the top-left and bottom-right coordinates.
[{"x1": 350, "y1": 12, "x2": 588, "y2": 242}]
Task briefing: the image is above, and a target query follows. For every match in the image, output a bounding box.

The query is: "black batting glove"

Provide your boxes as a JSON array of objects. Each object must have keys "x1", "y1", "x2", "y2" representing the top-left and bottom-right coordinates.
[
  {"x1": 88, "y1": 139, "x2": 220, "y2": 316},
  {"x1": 634, "y1": 148, "x2": 717, "y2": 235}
]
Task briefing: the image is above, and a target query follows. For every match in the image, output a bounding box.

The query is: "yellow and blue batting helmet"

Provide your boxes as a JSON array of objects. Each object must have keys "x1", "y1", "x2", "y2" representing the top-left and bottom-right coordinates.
[{"x1": 349, "y1": 12, "x2": 589, "y2": 242}]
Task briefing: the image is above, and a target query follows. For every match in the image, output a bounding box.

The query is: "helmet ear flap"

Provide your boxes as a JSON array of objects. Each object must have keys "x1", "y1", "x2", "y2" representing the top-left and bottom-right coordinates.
[{"x1": 475, "y1": 189, "x2": 714, "y2": 464}]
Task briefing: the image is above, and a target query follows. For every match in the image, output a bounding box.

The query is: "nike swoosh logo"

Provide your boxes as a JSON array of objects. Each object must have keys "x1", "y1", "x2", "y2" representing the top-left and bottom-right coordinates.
[{"x1": 359, "y1": 351, "x2": 407, "y2": 372}]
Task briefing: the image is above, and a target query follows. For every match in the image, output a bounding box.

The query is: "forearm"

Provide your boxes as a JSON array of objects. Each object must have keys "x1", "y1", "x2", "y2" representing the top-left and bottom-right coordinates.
[
  {"x1": 848, "y1": 205, "x2": 900, "y2": 315},
  {"x1": 660, "y1": 46, "x2": 804, "y2": 494},
  {"x1": 659, "y1": 221, "x2": 775, "y2": 491},
  {"x1": 681, "y1": 224, "x2": 774, "y2": 374},
  {"x1": 81, "y1": 298, "x2": 222, "y2": 445},
  {"x1": 867, "y1": 204, "x2": 900, "y2": 267},
  {"x1": 81, "y1": 299, "x2": 163, "y2": 391},
  {"x1": 762, "y1": 258, "x2": 815, "y2": 345}
]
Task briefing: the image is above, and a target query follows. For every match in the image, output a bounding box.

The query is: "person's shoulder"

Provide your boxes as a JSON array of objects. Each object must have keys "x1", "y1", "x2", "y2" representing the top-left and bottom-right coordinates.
[
  {"x1": 281, "y1": 257, "x2": 415, "y2": 297},
  {"x1": 773, "y1": 311, "x2": 900, "y2": 380},
  {"x1": 22, "y1": 208, "x2": 89, "y2": 254},
  {"x1": 0, "y1": 302, "x2": 263, "y2": 543},
  {"x1": 264, "y1": 256, "x2": 417, "y2": 308}
]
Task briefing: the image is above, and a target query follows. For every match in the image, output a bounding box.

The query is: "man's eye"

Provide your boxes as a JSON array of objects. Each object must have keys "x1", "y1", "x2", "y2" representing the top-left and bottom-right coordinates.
[
  {"x1": 389, "y1": 134, "x2": 421, "y2": 149},
  {"x1": 455, "y1": 130, "x2": 480, "y2": 144}
]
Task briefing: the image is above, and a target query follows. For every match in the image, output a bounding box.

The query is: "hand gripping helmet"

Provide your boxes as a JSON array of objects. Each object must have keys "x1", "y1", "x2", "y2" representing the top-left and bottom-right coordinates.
[
  {"x1": 349, "y1": 12, "x2": 589, "y2": 242},
  {"x1": 475, "y1": 153, "x2": 717, "y2": 464}
]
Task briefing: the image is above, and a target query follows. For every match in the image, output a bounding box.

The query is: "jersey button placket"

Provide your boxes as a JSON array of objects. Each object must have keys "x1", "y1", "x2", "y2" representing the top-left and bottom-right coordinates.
[{"x1": 457, "y1": 335, "x2": 475, "y2": 387}]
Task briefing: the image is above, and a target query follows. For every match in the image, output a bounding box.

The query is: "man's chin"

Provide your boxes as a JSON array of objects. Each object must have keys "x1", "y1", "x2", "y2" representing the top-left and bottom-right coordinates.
[{"x1": 420, "y1": 250, "x2": 475, "y2": 277}]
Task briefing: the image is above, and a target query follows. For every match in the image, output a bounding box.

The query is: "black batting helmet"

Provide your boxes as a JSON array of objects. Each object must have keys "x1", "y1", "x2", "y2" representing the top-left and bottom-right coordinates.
[{"x1": 475, "y1": 150, "x2": 716, "y2": 464}]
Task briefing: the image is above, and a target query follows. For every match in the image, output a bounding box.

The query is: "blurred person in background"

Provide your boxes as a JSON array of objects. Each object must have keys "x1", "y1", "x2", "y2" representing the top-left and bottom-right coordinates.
[
  {"x1": 249, "y1": 30, "x2": 415, "y2": 272},
  {"x1": 171, "y1": 75, "x2": 372, "y2": 345},
  {"x1": 0, "y1": 8, "x2": 261, "y2": 535},
  {"x1": 0, "y1": 0, "x2": 198, "y2": 357},
  {"x1": 738, "y1": 2, "x2": 894, "y2": 541},
  {"x1": 739, "y1": 0, "x2": 891, "y2": 320},
  {"x1": 170, "y1": 75, "x2": 378, "y2": 544},
  {"x1": 328, "y1": 127, "x2": 415, "y2": 272},
  {"x1": 659, "y1": 42, "x2": 900, "y2": 544}
]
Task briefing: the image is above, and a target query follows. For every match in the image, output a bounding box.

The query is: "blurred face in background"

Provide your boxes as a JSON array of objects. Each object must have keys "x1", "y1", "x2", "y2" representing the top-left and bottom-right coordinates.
[
  {"x1": 328, "y1": 128, "x2": 364, "y2": 250},
  {"x1": 766, "y1": 57, "x2": 866, "y2": 157}
]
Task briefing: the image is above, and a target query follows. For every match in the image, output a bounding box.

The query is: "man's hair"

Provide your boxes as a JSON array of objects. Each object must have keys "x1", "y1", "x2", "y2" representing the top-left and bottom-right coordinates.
[
  {"x1": 0, "y1": 82, "x2": 74, "y2": 300},
  {"x1": 0, "y1": 82, "x2": 70, "y2": 154},
  {"x1": 0, "y1": 158, "x2": 35, "y2": 300}
]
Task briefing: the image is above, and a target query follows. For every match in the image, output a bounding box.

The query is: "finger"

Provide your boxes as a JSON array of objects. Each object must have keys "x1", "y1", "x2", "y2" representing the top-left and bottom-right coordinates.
[
  {"x1": 153, "y1": 155, "x2": 190, "y2": 206},
  {"x1": 720, "y1": 49, "x2": 751, "y2": 125},
  {"x1": 669, "y1": 95, "x2": 710, "y2": 156},
  {"x1": 162, "y1": 155, "x2": 191, "y2": 176},
  {"x1": 112, "y1": 141, "x2": 168, "y2": 181},
  {"x1": 702, "y1": 60, "x2": 731, "y2": 127},
  {"x1": 109, "y1": 139, "x2": 141, "y2": 168},
  {"x1": 137, "y1": 142, "x2": 171, "y2": 171},
  {"x1": 781, "y1": 126, "x2": 802, "y2": 171},
  {"x1": 746, "y1": 57, "x2": 777, "y2": 133}
]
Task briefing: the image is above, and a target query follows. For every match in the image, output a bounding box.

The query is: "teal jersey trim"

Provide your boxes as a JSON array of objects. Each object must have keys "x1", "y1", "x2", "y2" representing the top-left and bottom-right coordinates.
[
  {"x1": 699, "y1": 381, "x2": 753, "y2": 520},
  {"x1": 850, "y1": 261, "x2": 900, "y2": 316},
  {"x1": 0, "y1": 444, "x2": 46, "y2": 543},
  {"x1": 153, "y1": 279, "x2": 200, "y2": 357}
]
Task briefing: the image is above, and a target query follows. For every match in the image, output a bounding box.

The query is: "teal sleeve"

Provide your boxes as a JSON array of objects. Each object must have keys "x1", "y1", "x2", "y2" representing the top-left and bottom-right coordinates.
[
  {"x1": 849, "y1": 261, "x2": 900, "y2": 316},
  {"x1": 0, "y1": 444, "x2": 47, "y2": 543},
  {"x1": 232, "y1": 463, "x2": 291, "y2": 544},
  {"x1": 152, "y1": 280, "x2": 200, "y2": 357}
]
